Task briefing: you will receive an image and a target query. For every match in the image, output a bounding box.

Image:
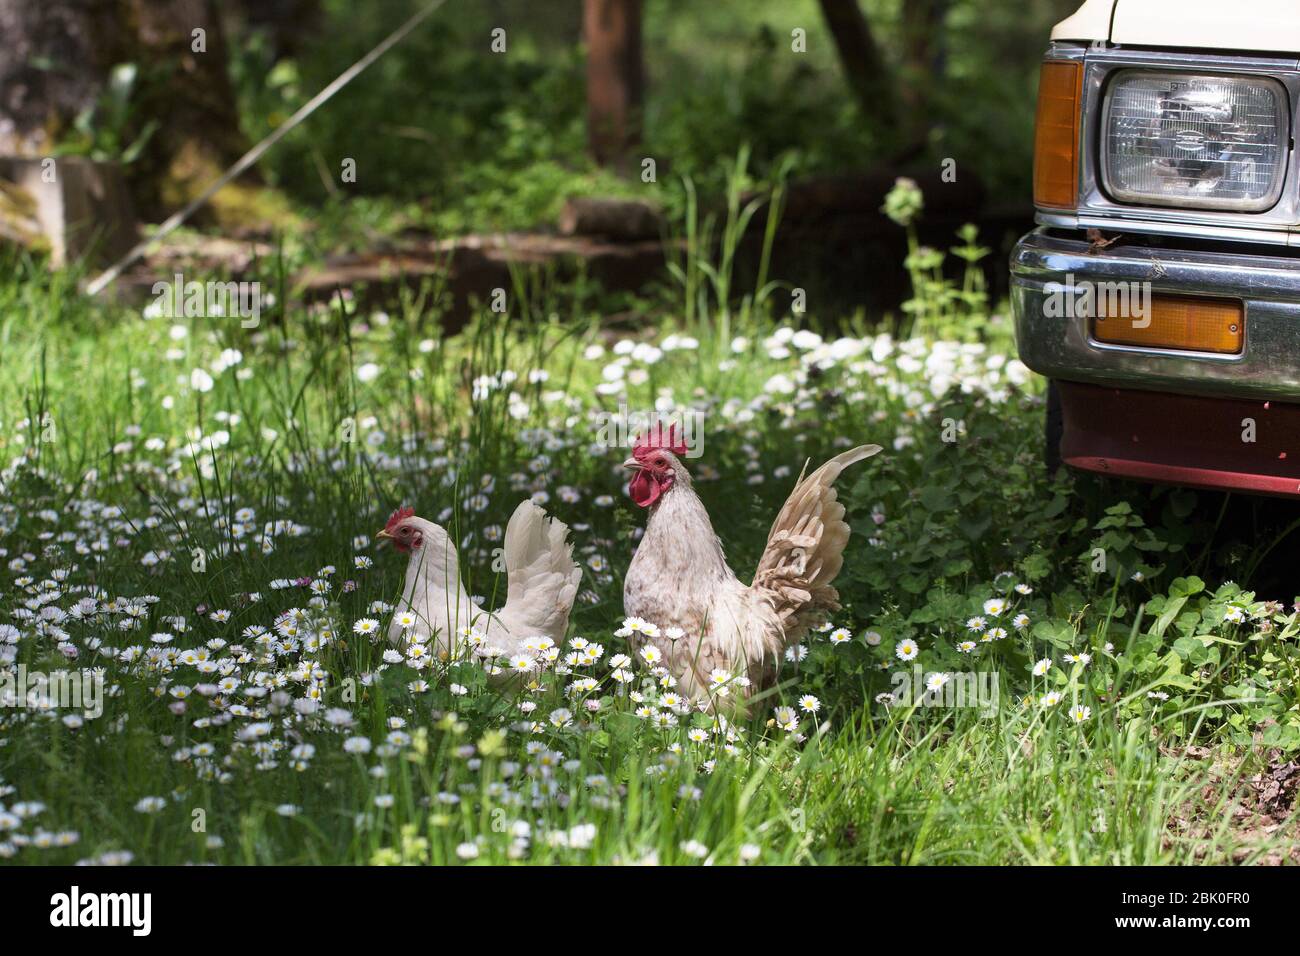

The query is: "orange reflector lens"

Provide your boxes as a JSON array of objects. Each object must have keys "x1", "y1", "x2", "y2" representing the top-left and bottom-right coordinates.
[
  {"x1": 1094, "y1": 295, "x2": 1244, "y2": 354},
  {"x1": 1033, "y1": 61, "x2": 1082, "y2": 209}
]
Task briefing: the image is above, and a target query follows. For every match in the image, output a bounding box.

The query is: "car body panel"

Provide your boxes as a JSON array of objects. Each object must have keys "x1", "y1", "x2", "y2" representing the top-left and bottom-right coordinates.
[
  {"x1": 1112, "y1": 0, "x2": 1300, "y2": 53},
  {"x1": 1029, "y1": 5, "x2": 1300, "y2": 499},
  {"x1": 1056, "y1": 382, "x2": 1300, "y2": 498},
  {"x1": 1051, "y1": 0, "x2": 1114, "y2": 43},
  {"x1": 1013, "y1": 229, "x2": 1300, "y2": 499},
  {"x1": 1012, "y1": 229, "x2": 1300, "y2": 403},
  {"x1": 1053, "y1": 0, "x2": 1300, "y2": 53}
]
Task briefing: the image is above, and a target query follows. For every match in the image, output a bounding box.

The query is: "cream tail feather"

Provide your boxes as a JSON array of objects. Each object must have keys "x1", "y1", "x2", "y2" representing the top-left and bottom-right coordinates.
[{"x1": 750, "y1": 443, "x2": 882, "y2": 646}]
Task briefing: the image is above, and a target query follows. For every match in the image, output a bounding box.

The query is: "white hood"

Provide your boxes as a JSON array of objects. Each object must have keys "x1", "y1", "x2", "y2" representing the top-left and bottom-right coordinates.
[
  {"x1": 1051, "y1": 0, "x2": 1114, "y2": 44},
  {"x1": 1053, "y1": 0, "x2": 1300, "y2": 54}
]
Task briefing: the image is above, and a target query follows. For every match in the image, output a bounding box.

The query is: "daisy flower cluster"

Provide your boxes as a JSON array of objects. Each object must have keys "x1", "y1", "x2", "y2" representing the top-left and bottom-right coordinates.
[
  {"x1": 19, "y1": 300, "x2": 1273, "y2": 863},
  {"x1": 0, "y1": 463, "x2": 837, "y2": 863},
  {"x1": 0, "y1": 789, "x2": 80, "y2": 859}
]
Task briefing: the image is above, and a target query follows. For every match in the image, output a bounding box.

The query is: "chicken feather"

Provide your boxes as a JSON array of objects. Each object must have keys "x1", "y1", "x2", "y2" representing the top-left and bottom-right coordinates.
[
  {"x1": 624, "y1": 443, "x2": 880, "y2": 701},
  {"x1": 383, "y1": 500, "x2": 581, "y2": 663}
]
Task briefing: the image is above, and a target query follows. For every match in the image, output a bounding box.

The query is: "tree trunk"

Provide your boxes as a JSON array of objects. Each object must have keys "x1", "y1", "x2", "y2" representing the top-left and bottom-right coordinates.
[
  {"x1": 899, "y1": 0, "x2": 949, "y2": 146},
  {"x1": 815, "y1": 0, "x2": 897, "y2": 131},
  {"x1": 0, "y1": 0, "x2": 264, "y2": 228},
  {"x1": 123, "y1": 0, "x2": 259, "y2": 221},
  {"x1": 0, "y1": 0, "x2": 132, "y2": 156},
  {"x1": 0, "y1": 1, "x2": 140, "y2": 264},
  {"x1": 584, "y1": 0, "x2": 643, "y2": 171}
]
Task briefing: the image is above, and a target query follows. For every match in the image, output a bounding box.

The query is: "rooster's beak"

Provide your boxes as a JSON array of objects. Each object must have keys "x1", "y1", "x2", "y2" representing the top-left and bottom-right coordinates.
[
  {"x1": 622, "y1": 457, "x2": 642, "y2": 471},
  {"x1": 375, "y1": 528, "x2": 393, "y2": 541}
]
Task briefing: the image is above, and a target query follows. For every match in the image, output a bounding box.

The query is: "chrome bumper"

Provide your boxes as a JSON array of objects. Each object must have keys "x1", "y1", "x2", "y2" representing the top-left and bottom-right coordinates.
[{"x1": 1011, "y1": 229, "x2": 1300, "y2": 401}]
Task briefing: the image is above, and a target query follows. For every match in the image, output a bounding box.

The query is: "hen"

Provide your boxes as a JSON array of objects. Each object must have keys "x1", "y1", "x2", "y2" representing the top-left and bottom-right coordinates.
[
  {"x1": 377, "y1": 500, "x2": 581, "y2": 663},
  {"x1": 622, "y1": 428, "x2": 880, "y2": 701}
]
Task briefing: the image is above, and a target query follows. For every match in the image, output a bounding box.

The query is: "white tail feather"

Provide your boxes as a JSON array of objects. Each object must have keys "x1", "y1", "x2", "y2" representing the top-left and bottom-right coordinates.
[{"x1": 497, "y1": 500, "x2": 582, "y2": 640}]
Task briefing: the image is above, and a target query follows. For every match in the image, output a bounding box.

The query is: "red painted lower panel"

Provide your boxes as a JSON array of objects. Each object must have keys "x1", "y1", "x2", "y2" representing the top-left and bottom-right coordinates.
[{"x1": 1057, "y1": 381, "x2": 1300, "y2": 498}]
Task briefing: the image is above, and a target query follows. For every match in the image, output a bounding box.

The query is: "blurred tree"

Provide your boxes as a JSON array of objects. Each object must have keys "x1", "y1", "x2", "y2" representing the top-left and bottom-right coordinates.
[
  {"x1": 0, "y1": 0, "x2": 132, "y2": 156},
  {"x1": 815, "y1": 0, "x2": 897, "y2": 130},
  {"x1": 126, "y1": 0, "x2": 260, "y2": 220},
  {"x1": 899, "y1": 0, "x2": 948, "y2": 147},
  {"x1": 227, "y1": 0, "x2": 323, "y2": 61},
  {"x1": 0, "y1": 0, "x2": 265, "y2": 224},
  {"x1": 584, "y1": 0, "x2": 643, "y2": 171}
]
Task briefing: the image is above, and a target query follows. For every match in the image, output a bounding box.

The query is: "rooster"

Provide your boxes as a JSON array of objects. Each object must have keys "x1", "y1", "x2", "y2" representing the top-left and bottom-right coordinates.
[
  {"x1": 377, "y1": 500, "x2": 581, "y2": 662},
  {"x1": 622, "y1": 427, "x2": 880, "y2": 701}
]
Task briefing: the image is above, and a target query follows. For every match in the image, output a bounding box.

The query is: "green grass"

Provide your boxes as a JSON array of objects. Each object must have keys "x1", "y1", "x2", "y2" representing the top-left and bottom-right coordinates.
[{"x1": 1, "y1": 200, "x2": 1298, "y2": 865}]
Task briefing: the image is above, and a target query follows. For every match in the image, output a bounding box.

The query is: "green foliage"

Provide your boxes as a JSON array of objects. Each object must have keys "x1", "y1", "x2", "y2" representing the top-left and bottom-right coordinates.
[
  {"x1": 214, "y1": 0, "x2": 1075, "y2": 236},
  {"x1": 2, "y1": 144, "x2": 1297, "y2": 865},
  {"x1": 55, "y1": 63, "x2": 159, "y2": 165},
  {"x1": 883, "y1": 179, "x2": 992, "y2": 340}
]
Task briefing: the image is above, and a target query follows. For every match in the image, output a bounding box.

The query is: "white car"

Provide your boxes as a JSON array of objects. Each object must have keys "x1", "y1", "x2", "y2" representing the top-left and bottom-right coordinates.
[{"x1": 1012, "y1": 0, "x2": 1300, "y2": 496}]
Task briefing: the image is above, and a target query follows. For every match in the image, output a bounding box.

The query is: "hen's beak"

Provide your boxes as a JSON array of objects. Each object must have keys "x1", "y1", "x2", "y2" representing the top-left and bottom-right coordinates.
[
  {"x1": 375, "y1": 528, "x2": 393, "y2": 542},
  {"x1": 622, "y1": 457, "x2": 642, "y2": 471}
]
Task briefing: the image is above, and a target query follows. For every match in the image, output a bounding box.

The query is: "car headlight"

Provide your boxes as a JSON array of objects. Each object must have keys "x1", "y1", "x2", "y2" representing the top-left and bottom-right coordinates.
[{"x1": 1102, "y1": 71, "x2": 1289, "y2": 212}]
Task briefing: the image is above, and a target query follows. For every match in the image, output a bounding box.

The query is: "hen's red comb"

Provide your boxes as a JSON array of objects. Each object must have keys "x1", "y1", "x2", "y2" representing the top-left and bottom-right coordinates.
[
  {"x1": 632, "y1": 422, "x2": 688, "y2": 460},
  {"x1": 385, "y1": 506, "x2": 414, "y2": 533}
]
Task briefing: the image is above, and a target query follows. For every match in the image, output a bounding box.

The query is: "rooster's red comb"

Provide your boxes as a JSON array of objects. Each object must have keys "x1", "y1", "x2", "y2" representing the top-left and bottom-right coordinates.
[
  {"x1": 385, "y1": 506, "x2": 414, "y2": 533},
  {"x1": 632, "y1": 422, "x2": 688, "y2": 460}
]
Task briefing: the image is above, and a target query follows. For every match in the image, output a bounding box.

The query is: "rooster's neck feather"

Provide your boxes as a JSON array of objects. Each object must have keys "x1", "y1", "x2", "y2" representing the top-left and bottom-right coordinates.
[{"x1": 641, "y1": 480, "x2": 734, "y2": 581}]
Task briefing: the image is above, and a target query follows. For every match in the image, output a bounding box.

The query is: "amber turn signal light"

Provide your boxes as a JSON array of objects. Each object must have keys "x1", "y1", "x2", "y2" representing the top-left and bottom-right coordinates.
[
  {"x1": 1033, "y1": 61, "x2": 1082, "y2": 210},
  {"x1": 1094, "y1": 294, "x2": 1244, "y2": 354}
]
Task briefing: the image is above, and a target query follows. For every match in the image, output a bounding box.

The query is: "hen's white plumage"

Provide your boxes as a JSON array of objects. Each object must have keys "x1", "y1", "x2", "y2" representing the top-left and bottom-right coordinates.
[
  {"x1": 383, "y1": 500, "x2": 581, "y2": 661},
  {"x1": 623, "y1": 443, "x2": 880, "y2": 700}
]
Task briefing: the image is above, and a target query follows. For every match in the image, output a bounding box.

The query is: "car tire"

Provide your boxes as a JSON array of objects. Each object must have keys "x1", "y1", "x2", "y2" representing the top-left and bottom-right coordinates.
[{"x1": 1045, "y1": 379, "x2": 1063, "y2": 478}]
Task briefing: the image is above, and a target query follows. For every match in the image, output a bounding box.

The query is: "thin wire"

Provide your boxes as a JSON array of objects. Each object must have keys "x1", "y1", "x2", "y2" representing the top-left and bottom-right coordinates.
[{"x1": 85, "y1": 0, "x2": 450, "y2": 297}]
